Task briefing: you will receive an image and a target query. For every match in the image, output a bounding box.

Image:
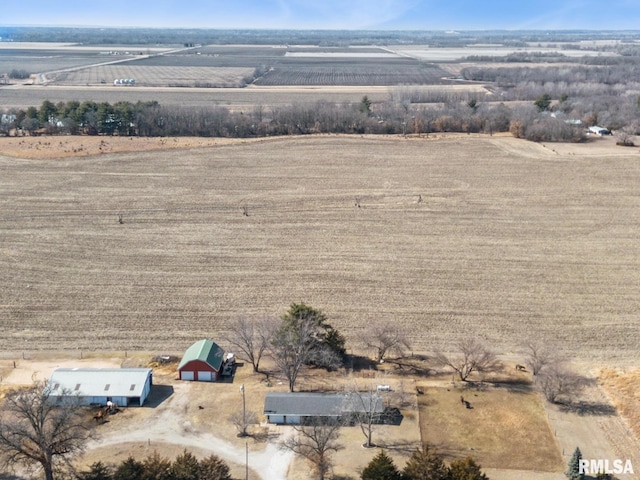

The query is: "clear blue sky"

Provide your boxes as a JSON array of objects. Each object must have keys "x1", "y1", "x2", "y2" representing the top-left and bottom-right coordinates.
[{"x1": 3, "y1": 0, "x2": 640, "y2": 30}]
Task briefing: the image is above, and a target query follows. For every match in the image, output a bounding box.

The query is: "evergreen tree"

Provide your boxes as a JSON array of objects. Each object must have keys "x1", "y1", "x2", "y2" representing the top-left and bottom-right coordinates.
[
  {"x1": 281, "y1": 303, "x2": 346, "y2": 361},
  {"x1": 360, "y1": 95, "x2": 372, "y2": 115},
  {"x1": 170, "y1": 450, "x2": 200, "y2": 480},
  {"x1": 566, "y1": 447, "x2": 585, "y2": 480},
  {"x1": 142, "y1": 451, "x2": 173, "y2": 480},
  {"x1": 38, "y1": 100, "x2": 57, "y2": 127},
  {"x1": 448, "y1": 457, "x2": 488, "y2": 480},
  {"x1": 79, "y1": 461, "x2": 113, "y2": 480},
  {"x1": 402, "y1": 446, "x2": 449, "y2": 480},
  {"x1": 534, "y1": 93, "x2": 552, "y2": 112},
  {"x1": 198, "y1": 454, "x2": 233, "y2": 480},
  {"x1": 361, "y1": 450, "x2": 402, "y2": 480},
  {"x1": 113, "y1": 456, "x2": 145, "y2": 480}
]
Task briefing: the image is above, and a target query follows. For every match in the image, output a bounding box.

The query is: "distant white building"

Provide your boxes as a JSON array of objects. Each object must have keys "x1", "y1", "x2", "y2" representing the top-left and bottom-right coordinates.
[
  {"x1": 1, "y1": 114, "x2": 16, "y2": 124},
  {"x1": 589, "y1": 126, "x2": 611, "y2": 135},
  {"x1": 48, "y1": 368, "x2": 153, "y2": 407}
]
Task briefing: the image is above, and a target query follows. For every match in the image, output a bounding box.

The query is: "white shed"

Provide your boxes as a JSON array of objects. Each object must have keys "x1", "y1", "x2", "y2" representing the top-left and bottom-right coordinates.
[{"x1": 48, "y1": 368, "x2": 153, "y2": 407}]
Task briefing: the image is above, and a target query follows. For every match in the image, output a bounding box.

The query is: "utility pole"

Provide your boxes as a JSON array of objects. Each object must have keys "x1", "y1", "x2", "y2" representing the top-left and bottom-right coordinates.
[{"x1": 240, "y1": 384, "x2": 246, "y2": 435}]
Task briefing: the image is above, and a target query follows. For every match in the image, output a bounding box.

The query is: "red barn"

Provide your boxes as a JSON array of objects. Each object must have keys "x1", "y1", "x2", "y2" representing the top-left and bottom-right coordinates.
[{"x1": 178, "y1": 339, "x2": 225, "y2": 381}]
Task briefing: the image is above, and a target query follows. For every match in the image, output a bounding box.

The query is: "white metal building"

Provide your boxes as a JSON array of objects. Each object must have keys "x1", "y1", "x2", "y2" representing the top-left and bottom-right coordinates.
[{"x1": 48, "y1": 368, "x2": 153, "y2": 407}]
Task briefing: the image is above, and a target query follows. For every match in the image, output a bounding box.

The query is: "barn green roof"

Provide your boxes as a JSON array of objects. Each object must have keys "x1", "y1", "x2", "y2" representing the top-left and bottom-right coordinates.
[{"x1": 178, "y1": 339, "x2": 225, "y2": 371}]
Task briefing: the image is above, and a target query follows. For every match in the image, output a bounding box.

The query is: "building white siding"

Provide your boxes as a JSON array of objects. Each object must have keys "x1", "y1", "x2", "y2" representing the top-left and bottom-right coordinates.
[{"x1": 48, "y1": 368, "x2": 153, "y2": 407}]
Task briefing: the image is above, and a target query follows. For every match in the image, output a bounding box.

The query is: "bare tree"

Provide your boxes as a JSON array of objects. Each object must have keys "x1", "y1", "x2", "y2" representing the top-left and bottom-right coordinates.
[
  {"x1": 270, "y1": 306, "x2": 343, "y2": 392},
  {"x1": 536, "y1": 363, "x2": 587, "y2": 404},
  {"x1": 365, "y1": 323, "x2": 411, "y2": 363},
  {"x1": 615, "y1": 126, "x2": 636, "y2": 146},
  {"x1": 229, "y1": 410, "x2": 257, "y2": 438},
  {"x1": 435, "y1": 338, "x2": 501, "y2": 382},
  {"x1": 0, "y1": 381, "x2": 90, "y2": 480},
  {"x1": 270, "y1": 316, "x2": 319, "y2": 392},
  {"x1": 345, "y1": 385, "x2": 383, "y2": 448},
  {"x1": 280, "y1": 419, "x2": 343, "y2": 480},
  {"x1": 523, "y1": 340, "x2": 557, "y2": 376},
  {"x1": 224, "y1": 315, "x2": 276, "y2": 373}
]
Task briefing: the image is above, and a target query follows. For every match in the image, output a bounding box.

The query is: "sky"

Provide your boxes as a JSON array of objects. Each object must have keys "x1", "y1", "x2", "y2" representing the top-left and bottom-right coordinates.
[{"x1": 2, "y1": 0, "x2": 640, "y2": 31}]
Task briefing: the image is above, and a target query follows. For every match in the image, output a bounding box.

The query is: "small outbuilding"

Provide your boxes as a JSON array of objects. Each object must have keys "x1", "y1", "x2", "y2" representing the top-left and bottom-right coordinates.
[
  {"x1": 589, "y1": 126, "x2": 611, "y2": 136},
  {"x1": 48, "y1": 368, "x2": 153, "y2": 407},
  {"x1": 178, "y1": 339, "x2": 226, "y2": 381},
  {"x1": 263, "y1": 392, "x2": 383, "y2": 425}
]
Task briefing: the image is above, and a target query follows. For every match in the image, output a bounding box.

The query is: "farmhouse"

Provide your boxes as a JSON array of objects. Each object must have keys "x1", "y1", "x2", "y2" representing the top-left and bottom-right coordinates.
[
  {"x1": 263, "y1": 392, "x2": 383, "y2": 425},
  {"x1": 178, "y1": 339, "x2": 227, "y2": 381},
  {"x1": 48, "y1": 368, "x2": 152, "y2": 407}
]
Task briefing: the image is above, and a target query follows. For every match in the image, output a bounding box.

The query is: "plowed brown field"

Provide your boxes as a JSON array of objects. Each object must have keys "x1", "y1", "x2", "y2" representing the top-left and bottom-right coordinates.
[{"x1": 1, "y1": 134, "x2": 639, "y2": 363}]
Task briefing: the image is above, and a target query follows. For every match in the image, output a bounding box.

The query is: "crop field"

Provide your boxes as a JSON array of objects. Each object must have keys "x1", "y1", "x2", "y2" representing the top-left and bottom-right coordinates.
[
  {"x1": 0, "y1": 48, "x2": 110, "y2": 78},
  {"x1": 0, "y1": 43, "x2": 172, "y2": 81},
  {"x1": 1, "y1": 134, "x2": 640, "y2": 363},
  {"x1": 254, "y1": 61, "x2": 449, "y2": 86},
  {"x1": 0, "y1": 42, "x2": 501, "y2": 107},
  {"x1": 55, "y1": 65, "x2": 254, "y2": 87},
  {"x1": 0, "y1": 84, "x2": 399, "y2": 110}
]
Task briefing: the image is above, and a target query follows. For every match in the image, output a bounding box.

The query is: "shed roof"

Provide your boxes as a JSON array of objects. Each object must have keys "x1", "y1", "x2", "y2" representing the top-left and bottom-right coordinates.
[
  {"x1": 178, "y1": 339, "x2": 225, "y2": 371},
  {"x1": 264, "y1": 392, "x2": 383, "y2": 417},
  {"x1": 48, "y1": 368, "x2": 152, "y2": 398}
]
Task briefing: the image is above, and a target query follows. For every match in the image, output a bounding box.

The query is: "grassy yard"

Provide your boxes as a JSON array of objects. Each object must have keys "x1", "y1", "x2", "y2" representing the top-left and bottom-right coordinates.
[{"x1": 418, "y1": 384, "x2": 563, "y2": 472}]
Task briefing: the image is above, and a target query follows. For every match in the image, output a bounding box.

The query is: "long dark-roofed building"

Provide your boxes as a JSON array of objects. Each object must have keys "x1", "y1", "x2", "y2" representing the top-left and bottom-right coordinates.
[{"x1": 263, "y1": 392, "x2": 383, "y2": 425}]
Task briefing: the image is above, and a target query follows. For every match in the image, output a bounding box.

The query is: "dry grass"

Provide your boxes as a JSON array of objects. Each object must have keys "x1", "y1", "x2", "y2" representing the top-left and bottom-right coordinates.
[
  {"x1": 1, "y1": 134, "x2": 640, "y2": 366},
  {"x1": 418, "y1": 385, "x2": 563, "y2": 471},
  {"x1": 598, "y1": 368, "x2": 640, "y2": 440},
  {"x1": 0, "y1": 135, "x2": 259, "y2": 159}
]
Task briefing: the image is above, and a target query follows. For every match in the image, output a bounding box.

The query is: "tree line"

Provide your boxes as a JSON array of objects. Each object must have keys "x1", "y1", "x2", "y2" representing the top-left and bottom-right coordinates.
[
  {"x1": 1, "y1": 95, "x2": 593, "y2": 143},
  {"x1": 362, "y1": 448, "x2": 488, "y2": 480},
  {"x1": 78, "y1": 451, "x2": 231, "y2": 480}
]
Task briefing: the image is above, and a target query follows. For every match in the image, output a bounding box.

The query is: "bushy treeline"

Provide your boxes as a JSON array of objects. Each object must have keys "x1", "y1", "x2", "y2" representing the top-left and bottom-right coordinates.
[
  {"x1": 362, "y1": 448, "x2": 488, "y2": 480},
  {"x1": 78, "y1": 450, "x2": 231, "y2": 480},
  {"x1": 1, "y1": 96, "x2": 590, "y2": 143}
]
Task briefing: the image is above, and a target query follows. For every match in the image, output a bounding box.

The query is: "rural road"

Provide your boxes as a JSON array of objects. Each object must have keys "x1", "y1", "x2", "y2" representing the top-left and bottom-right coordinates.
[{"x1": 84, "y1": 382, "x2": 293, "y2": 480}]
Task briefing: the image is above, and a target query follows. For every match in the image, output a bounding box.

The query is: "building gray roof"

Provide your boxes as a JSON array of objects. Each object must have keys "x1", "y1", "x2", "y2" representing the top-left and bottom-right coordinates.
[
  {"x1": 264, "y1": 392, "x2": 383, "y2": 417},
  {"x1": 48, "y1": 368, "x2": 152, "y2": 398}
]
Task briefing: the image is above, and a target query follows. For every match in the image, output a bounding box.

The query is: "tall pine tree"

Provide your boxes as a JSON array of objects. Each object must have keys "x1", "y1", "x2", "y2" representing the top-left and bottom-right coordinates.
[
  {"x1": 566, "y1": 447, "x2": 585, "y2": 480},
  {"x1": 449, "y1": 457, "x2": 489, "y2": 480},
  {"x1": 403, "y1": 446, "x2": 449, "y2": 480},
  {"x1": 361, "y1": 450, "x2": 402, "y2": 480}
]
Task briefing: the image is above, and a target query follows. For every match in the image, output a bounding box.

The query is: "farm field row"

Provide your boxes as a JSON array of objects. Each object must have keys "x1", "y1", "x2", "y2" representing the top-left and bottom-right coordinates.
[
  {"x1": 0, "y1": 83, "x2": 488, "y2": 110},
  {"x1": 54, "y1": 65, "x2": 254, "y2": 87},
  {"x1": 254, "y1": 64, "x2": 448, "y2": 86},
  {"x1": 1, "y1": 135, "x2": 639, "y2": 365}
]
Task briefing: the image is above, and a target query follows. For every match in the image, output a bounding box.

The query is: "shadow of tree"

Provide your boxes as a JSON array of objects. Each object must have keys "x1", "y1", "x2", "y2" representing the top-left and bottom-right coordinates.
[
  {"x1": 488, "y1": 379, "x2": 534, "y2": 394},
  {"x1": 347, "y1": 355, "x2": 379, "y2": 373},
  {"x1": 422, "y1": 441, "x2": 478, "y2": 463},
  {"x1": 248, "y1": 427, "x2": 279, "y2": 444},
  {"x1": 558, "y1": 401, "x2": 617, "y2": 416},
  {"x1": 384, "y1": 357, "x2": 435, "y2": 377},
  {"x1": 377, "y1": 438, "x2": 423, "y2": 456}
]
